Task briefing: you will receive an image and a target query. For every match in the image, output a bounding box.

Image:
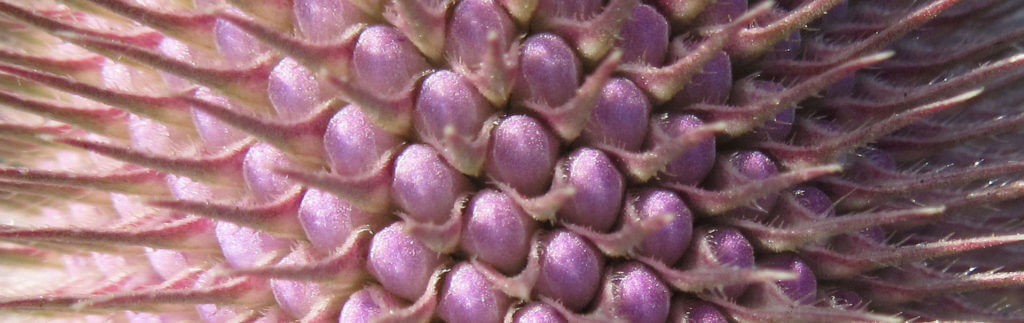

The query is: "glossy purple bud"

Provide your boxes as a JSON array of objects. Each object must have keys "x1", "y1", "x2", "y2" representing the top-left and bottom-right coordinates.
[
  {"x1": 268, "y1": 57, "x2": 323, "y2": 121},
  {"x1": 667, "y1": 40, "x2": 732, "y2": 107},
  {"x1": 446, "y1": 0, "x2": 516, "y2": 69},
  {"x1": 339, "y1": 285, "x2": 408, "y2": 323},
  {"x1": 513, "y1": 302, "x2": 567, "y2": 323},
  {"x1": 461, "y1": 189, "x2": 538, "y2": 274},
  {"x1": 773, "y1": 185, "x2": 835, "y2": 225},
  {"x1": 515, "y1": 33, "x2": 580, "y2": 108},
  {"x1": 298, "y1": 188, "x2": 387, "y2": 252},
  {"x1": 535, "y1": 229, "x2": 606, "y2": 311},
  {"x1": 415, "y1": 70, "x2": 491, "y2": 140},
  {"x1": 438, "y1": 262, "x2": 513, "y2": 323},
  {"x1": 668, "y1": 296, "x2": 729, "y2": 323},
  {"x1": 485, "y1": 115, "x2": 560, "y2": 196},
  {"x1": 215, "y1": 221, "x2": 293, "y2": 269},
  {"x1": 214, "y1": 18, "x2": 271, "y2": 63},
  {"x1": 580, "y1": 78, "x2": 651, "y2": 151},
  {"x1": 392, "y1": 144, "x2": 471, "y2": 224},
  {"x1": 353, "y1": 25, "x2": 430, "y2": 96},
  {"x1": 190, "y1": 89, "x2": 249, "y2": 151},
  {"x1": 678, "y1": 225, "x2": 756, "y2": 298},
  {"x1": 243, "y1": 142, "x2": 300, "y2": 201},
  {"x1": 707, "y1": 150, "x2": 780, "y2": 221},
  {"x1": 745, "y1": 253, "x2": 818, "y2": 306},
  {"x1": 656, "y1": 114, "x2": 717, "y2": 186},
  {"x1": 367, "y1": 222, "x2": 447, "y2": 301},
  {"x1": 414, "y1": 69, "x2": 495, "y2": 175},
  {"x1": 594, "y1": 262, "x2": 671, "y2": 323},
  {"x1": 323, "y1": 105, "x2": 402, "y2": 177},
  {"x1": 270, "y1": 250, "x2": 327, "y2": 319},
  {"x1": 629, "y1": 188, "x2": 694, "y2": 264},
  {"x1": 294, "y1": 0, "x2": 369, "y2": 43},
  {"x1": 687, "y1": 225, "x2": 755, "y2": 268},
  {"x1": 556, "y1": 148, "x2": 626, "y2": 232},
  {"x1": 145, "y1": 248, "x2": 197, "y2": 280},
  {"x1": 615, "y1": 4, "x2": 670, "y2": 66}
]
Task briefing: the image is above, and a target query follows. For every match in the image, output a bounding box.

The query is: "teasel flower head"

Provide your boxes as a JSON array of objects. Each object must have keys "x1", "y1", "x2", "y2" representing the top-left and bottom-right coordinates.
[{"x1": 1, "y1": 0, "x2": 1024, "y2": 322}]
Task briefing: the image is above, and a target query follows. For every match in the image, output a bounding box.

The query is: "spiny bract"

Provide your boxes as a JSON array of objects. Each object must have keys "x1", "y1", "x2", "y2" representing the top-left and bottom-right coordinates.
[{"x1": 0, "y1": 0, "x2": 1022, "y2": 322}]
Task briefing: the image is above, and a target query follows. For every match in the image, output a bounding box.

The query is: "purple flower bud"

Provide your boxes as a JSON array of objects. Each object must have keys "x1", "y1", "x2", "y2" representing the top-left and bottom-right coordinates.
[
  {"x1": 190, "y1": 88, "x2": 250, "y2": 151},
  {"x1": 615, "y1": 4, "x2": 670, "y2": 66},
  {"x1": 535, "y1": 229, "x2": 606, "y2": 311},
  {"x1": 298, "y1": 188, "x2": 387, "y2": 252},
  {"x1": 367, "y1": 221, "x2": 448, "y2": 301},
  {"x1": 144, "y1": 248, "x2": 197, "y2": 280},
  {"x1": 629, "y1": 188, "x2": 694, "y2": 264},
  {"x1": 593, "y1": 262, "x2": 671, "y2": 323},
  {"x1": 580, "y1": 78, "x2": 651, "y2": 151},
  {"x1": 323, "y1": 105, "x2": 402, "y2": 177},
  {"x1": 667, "y1": 39, "x2": 733, "y2": 107},
  {"x1": 707, "y1": 150, "x2": 780, "y2": 221},
  {"x1": 438, "y1": 262, "x2": 513, "y2": 323},
  {"x1": 293, "y1": 0, "x2": 368, "y2": 43},
  {"x1": 214, "y1": 18, "x2": 270, "y2": 63},
  {"x1": 243, "y1": 142, "x2": 300, "y2": 201},
  {"x1": 215, "y1": 221, "x2": 292, "y2": 269},
  {"x1": 669, "y1": 296, "x2": 729, "y2": 323},
  {"x1": 555, "y1": 148, "x2": 626, "y2": 232},
  {"x1": 485, "y1": 115, "x2": 560, "y2": 196},
  {"x1": 678, "y1": 225, "x2": 756, "y2": 298},
  {"x1": 268, "y1": 57, "x2": 322, "y2": 122},
  {"x1": 339, "y1": 285, "x2": 408, "y2": 323},
  {"x1": 446, "y1": 0, "x2": 516, "y2": 69},
  {"x1": 353, "y1": 25, "x2": 429, "y2": 96},
  {"x1": 414, "y1": 69, "x2": 495, "y2": 175},
  {"x1": 655, "y1": 114, "x2": 717, "y2": 186},
  {"x1": 461, "y1": 189, "x2": 538, "y2": 274},
  {"x1": 744, "y1": 253, "x2": 818, "y2": 305},
  {"x1": 392, "y1": 144, "x2": 471, "y2": 224},
  {"x1": 773, "y1": 184, "x2": 835, "y2": 225},
  {"x1": 513, "y1": 302, "x2": 568, "y2": 323},
  {"x1": 857, "y1": 226, "x2": 888, "y2": 244},
  {"x1": 270, "y1": 249, "x2": 328, "y2": 319},
  {"x1": 515, "y1": 33, "x2": 580, "y2": 108},
  {"x1": 415, "y1": 70, "x2": 491, "y2": 141}
]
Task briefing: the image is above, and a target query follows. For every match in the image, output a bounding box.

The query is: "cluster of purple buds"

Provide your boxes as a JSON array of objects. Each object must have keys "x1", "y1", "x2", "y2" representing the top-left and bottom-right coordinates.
[{"x1": 1, "y1": 0, "x2": 1024, "y2": 322}]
